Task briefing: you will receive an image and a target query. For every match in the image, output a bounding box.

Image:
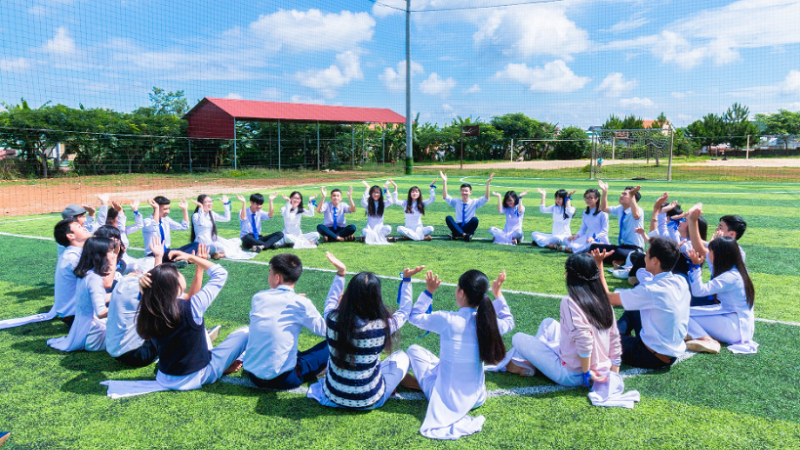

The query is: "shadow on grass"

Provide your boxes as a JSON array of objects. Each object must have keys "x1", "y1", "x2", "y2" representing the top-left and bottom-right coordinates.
[
  {"x1": 2, "y1": 282, "x2": 54, "y2": 305},
  {"x1": 0, "y1": 316, "x2": 68, "y2": 338}
]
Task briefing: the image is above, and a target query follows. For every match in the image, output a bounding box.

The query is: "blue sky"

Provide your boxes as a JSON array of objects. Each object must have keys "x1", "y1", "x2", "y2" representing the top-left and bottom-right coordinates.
[{"x1": 1, "y1": 0, "x2": 799, "y2": 128}]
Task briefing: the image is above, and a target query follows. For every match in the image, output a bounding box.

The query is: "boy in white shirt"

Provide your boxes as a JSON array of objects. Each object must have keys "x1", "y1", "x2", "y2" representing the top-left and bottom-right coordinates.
[
  {"x1": 239, "y1": 193, "x2": 284, "y2": 252},
  {"x1": 592, "y1": 237, "x2": 690, "y2": 369},
  {"x1": 316, "y1": 186, "x2": 357, "y2": 242},
  {"x1": 243, "y1": 254, "x2": 330, "y2": 390},
  {"x1": 142, "y1": 196, "x2": 198, "y2": 261},
  {"x1": 53, "y1": 218, "x2": 92, "y2": 325},
  {"x1": 591, "y1": 180, "x2": 644, "y2": 265},
  {"x1": 440, "y1": 171, "x2": 494, "y2": 242}
]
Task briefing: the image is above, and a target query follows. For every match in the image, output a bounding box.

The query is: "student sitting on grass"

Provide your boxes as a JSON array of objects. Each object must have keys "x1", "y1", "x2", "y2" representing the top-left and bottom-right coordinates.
[
  {"x1": 307, "y1": 253, "x2": 424, "y2": 410},
  {"x1": 686, "y1": 204, "x2": 747, "y2": 275},
  {"x1": 530, "y1": 188, "x2": 576, "y2": 249},
  {"x1": 590, "y1": 180, "x2": 644, "y2": 265},
  {"x1": 563, "y1": 189, "x2": 609, "y2": 254},
  {"x1": 190, "y1": 194, "x2": 256, "y2": 260},
  {"x1": 105, "y1": 236, "x2": 216, "y2": 368},
  {"x1": 489, "y1": 190, "x2": 528, "y2": 246},
  {"x1": 684, "y1": 237, "x2": 758, "y2": 354},
  {"x1": 48, "y1": 236, "x2": 120, "y2": 352},
  {"x1": 316, "y1": 186, "x2": 357, "y2": 242},
  {"x1": 592, "y1": 237, "x2": 690, "y2": 370},
  {"x1": 239, "y1": 193, "x2": 284, "y2": 252},
  {"x1": 361, "y1": 180, "x2": 396, "y2": 245},
  {"x1": 402, "y1": 269, "x2": 514, "y2": 440},
  {"x1": 142, "y1": 196, "x2": 199, "y2": 262},
  {"x1": 503, "y1": 253, "x2": 621, "y2": 390},
  {"x1": 440, "y1": 171, "x2": 494, "y2": 242},
  {"x1": 395, "y1": 179, "x2": 438, "y2": 241},
  {"x1": 57, "y1": 202, "x2": 100, "y2": 257},
  {"x1": 97, "y1": 198, "x2": 147, "y2": 274},
  {"x1": 278, "y1": 191, "x2": 320, "y2": 248},
  {"x1": 93, "y1": 225, "x2": 128, "y2": 277},
  {"x1": 244, "y1": 254, "x2": 332, "y2": 390}
]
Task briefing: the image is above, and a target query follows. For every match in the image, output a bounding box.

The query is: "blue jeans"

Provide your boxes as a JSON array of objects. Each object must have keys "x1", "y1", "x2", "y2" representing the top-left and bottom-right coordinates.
[
  {"x1": 446, "y1": 216, "x2": 479, "y2": 237},
  {"x1": 317, "y1": 224, "x2": 357, "y2": 241},
  {"x1": 247, "y1": 341, "x2": 329, "y2": 390}
]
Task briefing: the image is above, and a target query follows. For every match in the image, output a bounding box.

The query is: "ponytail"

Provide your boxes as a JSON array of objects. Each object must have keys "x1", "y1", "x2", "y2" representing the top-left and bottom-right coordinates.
[{"x1": 458, "y1": 270, "x2": 506, "y2": 365}]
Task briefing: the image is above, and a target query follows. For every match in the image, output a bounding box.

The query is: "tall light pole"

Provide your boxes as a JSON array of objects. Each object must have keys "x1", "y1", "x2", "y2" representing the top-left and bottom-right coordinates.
[{"x1": 405, "y1": 0, "x2": 413, "y2": 175}]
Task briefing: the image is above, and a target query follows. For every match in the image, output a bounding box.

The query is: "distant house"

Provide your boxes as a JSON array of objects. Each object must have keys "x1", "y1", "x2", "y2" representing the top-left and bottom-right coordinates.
[{"x1": 0, "y1": 148, "x2": 15, "y2": 160}]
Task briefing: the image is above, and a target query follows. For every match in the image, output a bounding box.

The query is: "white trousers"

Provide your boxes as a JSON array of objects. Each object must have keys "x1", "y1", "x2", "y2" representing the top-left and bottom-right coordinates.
[
  {"x1": 531, "y1": 232, "x2": 568, "y2": 248},
  {"x1": 512, "y1": 319, "x2": 583, "y2": 387},
  {"x1": 688, "y1": 313, "x2": 741, "y2": 344},
  {"x1": 362, "y1": 225, "x2": 392, "y2": 245},
  {"x1": 565, "y1": 236, "x2": 593, "y2": 253},
  {"x1": 398, "y1": 225, "x2": 434, "y2": 241},
  {"x1": 279, "y1": 232, "x2": 320, "y2": 249},
  {"x1": 488, "y1": 228, "x2": 524, "y2": 245},
  {"x1": 307, "y1": 351, "x2": 410, "y2": 409}
]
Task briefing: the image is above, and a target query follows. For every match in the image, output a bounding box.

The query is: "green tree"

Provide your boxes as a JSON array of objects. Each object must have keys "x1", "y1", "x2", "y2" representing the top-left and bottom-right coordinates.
[
  {"x1": 687, "y1": 113, "x2": 725, "y2": 157},
  {"x1": 723, "y1": 103, "x2": 759, "y2": 150},
  {"x1": 549, "y1": 126, "x2": 589, "y2": 160},
  {"x1": 148, "y1": 87, "x2": 189, "y2": 117},
  {"x1": 756, "y1": 109, "x2": 800, "y2": 150}
]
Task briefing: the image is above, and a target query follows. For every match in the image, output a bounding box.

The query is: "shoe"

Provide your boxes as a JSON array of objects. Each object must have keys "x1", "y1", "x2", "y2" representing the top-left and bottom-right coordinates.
[
  {"x1": 463, "y1": 234, "x2": 472, "y2": 242},
  {"x1": 686, "y1": 339, "x2": 721, "y2": 354},
  {"x1": 511, "y1": 239, "x2": 518, "y2": 245},
  {"x1": 387, "y1": 236, "x2": 397, "y2": 243},
  {"x1": 611, "y1": 269, "x2": 631, "y2": 279},
  {"x1": 359, "y1": 236, "x2": 365, "y2": 243},
  {"x1": 506, "y1": 360, "x2": 536, "y2": 377},
  {"x1": 207, "y1": 325, "x2": 222, "y2": 343},
  {"x1": 448, "y1": 233, "x2": 455, "y2": 240},
  {"x1": 346, "y1": 235, "x2": 356, "y2": 242}
]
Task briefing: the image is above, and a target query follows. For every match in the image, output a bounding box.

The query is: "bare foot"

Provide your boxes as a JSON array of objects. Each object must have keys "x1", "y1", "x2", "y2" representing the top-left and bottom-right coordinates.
[
  {"x1": 399, "y1": 373, "x2": 422, "y2": 391},
  {"x1": 423, "y1": 235, "x2": 432, "y2": 241},
  {"x1": 336, "y1": 236, "x2": 345, "y2": 242},
  {"x1": 223, "y1": 360, "x2": 243, "y2": 375},
  {"x1": 506, "y1": 360, "x2": 535, "y2": 377}
]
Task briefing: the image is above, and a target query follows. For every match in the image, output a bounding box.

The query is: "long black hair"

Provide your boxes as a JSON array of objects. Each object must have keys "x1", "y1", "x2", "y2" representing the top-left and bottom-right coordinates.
[
  {"x1": 502, "y1": 191, "x2": 519, "y2": 210},
  {"x1": 555, "y1": 189, "x2": 570, "y2": 219},
  {"x1": 405, "y1": 186, "x2": 425, "y2": 215},
  {"x1": 288, "y1": 191, "x2": 305, "y2": 214},
  {"x1": 565, "y1": 253, "x2": 615, "y2": 330},
  {"x1": 458, "y1": 270, "x2": 506, "y2": 365},
  {"x1": 73, "y1": 236, "x2": 118, "y2": 279},
  {"x1": 366, "y1": 185, "x2": 385, "y2": 217},
  {"x1": 584, "y1": 188, "x2": 601, "y2": 215},
  {"x1": 136, "y1": 264, "x2": 184, "y2": 340},
  {"x1": 327, "y1": 272, "x2": 396, "y2": 366},
  {"x1": 95, "y1": 224, "x2": 126, "y2": 256},
  {"x1": 708, "y1": 236, "x2": 755, "y2": 308},
  {"x1": 190, "y1": 194, "x2": 217, "y2": 242}
]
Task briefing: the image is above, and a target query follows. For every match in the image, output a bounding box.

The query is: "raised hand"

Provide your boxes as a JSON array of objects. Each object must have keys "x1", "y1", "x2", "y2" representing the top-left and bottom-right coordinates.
[
  {"x1": 269, "y1": 192, "x2": 278, "y2": 201},
  {"x1": 519, "y1": 190, "x2": 529, "y2": 197},
  {"x1": 430, "y1": 177, "x2": 439, "y2": 186},
  {"x1": 598, "y1": 180, "x2": 609, "y2": 192},
  {"x1": 425, "y1": 270, "x2": 441, "y2": 294},
  {"x1": 688, "y1": 203, "x2": 703, "y2": 221},
  {"x1": 308, "y1": 195, "x2": 317, "y2": 203},
  {"x1": 654, "y1": 192, "x2": 669, "y2": 211},
  {"x1": 347, "y1": 186, "x2": 354, "y2": 197},
  {"x1": 281, "y1": 194, "x2": 291, "y2": 201},
  {"x1": 97, "y1": 193, "x2": 110, "y2": 205},
  {"x1": 487, "y1": 172, "x2": 495, "y2": 182},
  {"x1": 492, "y1": 192, "x2": 502, "y2": 197},
  {"x1": 326, "y1": 252, "x2": 346, "y2": 276},
  {"x1": 130, "y1": 200, "x2": 140, "y2": 212},
  {"x1": 139, "y1": 273, "x2": 153, "y2": 291},
  {"x1": 662, "y1": 200, "x2": 679, "y2": 213},
  {"x1": 195, "y1": 243, "x2": 210, "y2": 260},
  {"x1": 147, "y1": 198, "x2": 158, "y2": 211},
  {"x1": 178, "y1": 199, "x2": 189, "y2": 210},
  {"x1": 687, "y1": 249, "x2": 705, "y2": 266},
  {"x1": 635, "y1": 227, "x2": 647, "y2": 237},
  {"x1": 390, "y1": 180, "x2": 398, "y2": 189},
  {"x1": 169, "y1": 250, "x2": 192, "y2": 262},
  {"x1": 568, "y1": 190, "x2": 577, "y2": 197},
  {"x1": 362, "y1": 180, "x2": 370, "y2": 188},
  {"x1": 82, "y1": 204, "x2": 96, "y2": 215},
  {"x1": 712, "y1": 229, "x2": 724, "y2": 242},
  {"x1": 439, "y1": 171, "x2": 447, "y2": 182},
  {"x1": 492, "y1": 270, "x2": 506, "y2": 299},
  {"x1": 402, "y1": 265, "x2": 426, "y2": 278},
  {"x1": 630, "y1": 185, "x2": 642, "y2": 195},
  {"x1": 221, "y1": 195, "x2": 229, "y2": 204},
  {"x1": 537, "y1": 188, "x2": 546, "y2": 195},
  {"x1": 236, "y1": 194, "x2": 246, "y2": 203},
  {"x1": 111, "y1": 200, "x2": 123, "y2": 212},
  {"x1": 590, "y1": 248, "x2": 614, "y2": 266},
  {"x1": 150, "y1": 236, "x2": 164, "y2": 259},
  {"x1": 190, "y1": 199, "x2": 203, "y2": 208},
  {"x1": 320, "y1": 186, "x2": 327, "y2": 197}
]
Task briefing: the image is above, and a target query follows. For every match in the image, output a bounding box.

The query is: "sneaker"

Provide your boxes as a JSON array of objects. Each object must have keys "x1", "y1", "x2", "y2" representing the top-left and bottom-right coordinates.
[
  {"x1": 611, "y1": 269, "x2": 631, "y2": 279},
  {"x1": 463, "y1": 234, "x2": 472, "y2": 242},
  {"x1": 207, "y1": 325, "x2": 222, "y2": 343},
  {"x1": 686, "y1": 339, "x2": 721, "y2": 354},
  {"x1": 448, "y1": 233, "x2": 455, "y2": 240}
]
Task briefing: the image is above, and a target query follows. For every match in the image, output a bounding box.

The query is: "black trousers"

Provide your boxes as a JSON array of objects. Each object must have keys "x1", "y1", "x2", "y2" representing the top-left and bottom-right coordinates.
[
  {"x1": 589, "y1": 243, "x2": 642, "y2": 265},
  {"x1": 115, "y1": 341, "x2": 158, "y2": 368},
  {"x1": 241, "y1": 232, "x2": 284, "y2": 250},
  {"x1": 617, "y1": 310, "x2": 676, "y2": 370},
  {"x1": 316, "y1": 224, "x2": 357, "y2": 241},
  {"x1": 446, "y1": 216, "x2": 479, "y2": 237}
]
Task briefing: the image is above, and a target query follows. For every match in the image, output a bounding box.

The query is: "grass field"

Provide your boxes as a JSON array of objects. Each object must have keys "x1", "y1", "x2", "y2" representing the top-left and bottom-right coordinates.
[{"x1": 1, "y1": 175, "x2": 799, "y2": 448}]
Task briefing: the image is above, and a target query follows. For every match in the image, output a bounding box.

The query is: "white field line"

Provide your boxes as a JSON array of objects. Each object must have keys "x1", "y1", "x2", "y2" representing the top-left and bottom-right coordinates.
[
  {"x1": 0, "y1": 217, "x2": 57, "y2": 224},
  {"x1": 3, "y1": 231, "x2": 799, "y2": 321}
]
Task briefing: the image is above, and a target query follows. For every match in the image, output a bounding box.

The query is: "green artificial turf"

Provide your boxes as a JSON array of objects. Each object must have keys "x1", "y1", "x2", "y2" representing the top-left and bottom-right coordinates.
[{"x1": 1, "y1": 175, "x2": 799, "y2": 448}]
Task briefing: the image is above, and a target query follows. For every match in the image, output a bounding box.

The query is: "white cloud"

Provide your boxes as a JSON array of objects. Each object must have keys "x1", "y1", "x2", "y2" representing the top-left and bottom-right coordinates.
[
  {"x1": 465, "y1": 84, "x2": 481, "y2": 94},
  {"x1": 494, "y1": 60, "x2": 589, "y2": 93},
  {"x1": 419, "y1": 73, "x2": 456, "y2": 96},
  {"x1": 596, "y1": 72, "x2": 637, "y2": 97},
  {"x1": 0, "y1": 57, "x2": 32, "y2": 73},
  {"x1": 379, "y1": 60, "x2": 424, "y2": 92},
  {"x1": 290, "y1": 95, "x2": 325, "y2": 104},
  {"x1": 783, "y1": 70, "x2": 800, "y2": 95},
  {"x1": 43, "y1": 27, "x2": 76, "y2": 56},
  {"x1": 225, "y1": 93, "x2": 243, "y2": 100},
  {"x1": 249, "y1": 9, "x2": 375, "y2": 53},
  {"x1": 620, "y1": 97, "x2": 654, "y2": 108},
  {"x1": 788, "y1": 102, "x2": 800, "y2": 111},
  {"x1": 603, "y1": 17, "x2": 649, "y2": 33},
  {"x1": 442, "y1": 103, "x2": 454, "y2": 112},
  {"x1": 372, "y1": 0, "x2": 405, "y2": 18},
  {"x1": 472, "y1": 6, "x2": 590, "y2": 60},
  {"x1": 296, "y1": 51, "x2": 363, "y2": 99},
  {"x1": 260, "y1": 87, "x2": 283, "y2": 99},
  {"x1": 671, "y1": 91, "x2": 693, "y2": 99}
]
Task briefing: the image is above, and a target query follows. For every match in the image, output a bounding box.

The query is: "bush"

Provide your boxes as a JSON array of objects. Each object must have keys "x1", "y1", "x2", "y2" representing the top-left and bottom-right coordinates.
[{"x1": 549, "y1": 127, "x2": 590, "y2": 160}]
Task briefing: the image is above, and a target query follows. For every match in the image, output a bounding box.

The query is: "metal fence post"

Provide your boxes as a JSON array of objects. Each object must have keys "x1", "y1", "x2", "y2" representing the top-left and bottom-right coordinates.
[
  {"x1": 278, "y1": 120, "x2": 281, "y2": 171},
  {"x1": 667, "y1": 126, "x2": 675, "y2": 182},
  {"x1": 188, "y1": 139, "x2": 192, "y2": 174}
]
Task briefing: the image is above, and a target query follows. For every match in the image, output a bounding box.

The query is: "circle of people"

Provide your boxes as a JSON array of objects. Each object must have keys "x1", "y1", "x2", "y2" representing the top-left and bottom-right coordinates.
[{"x1": 0, "y1": 171, "x2": 757, "y2": 441}]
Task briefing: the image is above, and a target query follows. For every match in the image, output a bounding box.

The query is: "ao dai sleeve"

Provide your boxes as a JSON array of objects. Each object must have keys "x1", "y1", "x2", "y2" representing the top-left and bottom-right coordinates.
[
  {"x1": 563, "y1": 297, "x2": 594, "y2": 358},
  {"x1": 189, "y1": 265, "x2": 228, "y2": 324},
  {"x1": 87, "y1": 272, "x2": 109, "y2": 317},
  {"x1": 609, "y1": 314, "x2": 622, "y2": 365},
  {"x1": 539, "y1": 204, "x2": 555, "y2": 214},
  {"x1": 302, "y1": 203, "x2": 315, "y2": 218},
  {"x1": 323, "y1": 275, "x2": 345, "y2": 320},
  {"x1": 423, "y1": 188, "x2": 436, "y2": 206},
  {"x1": 493, "y1": 296, "x2": 515, "y2": 335},
  {"x1": 409, "y1": 291, "x2": 450, "y2": 335},
  {"x1": 389, "y1": 281, "x2": 413, "y2": 334},
  {"x1": 213, "y1": 202, "x2": 231, "y2": 222},
  {"x1": 595, "y1": 212, "x2": 609, "y2": 239},
  {"x1": 361, "y1": 188, "x2": 370, "y2": 209},
  {"x1": 689, "y1": 267, "x2": 737, "y2": 298}
]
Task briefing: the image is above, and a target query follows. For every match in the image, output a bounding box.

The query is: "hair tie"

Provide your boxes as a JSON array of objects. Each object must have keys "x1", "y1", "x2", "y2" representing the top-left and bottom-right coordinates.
[{"x1": 566, "y1": 195, "x2": 572, "y2": 201}]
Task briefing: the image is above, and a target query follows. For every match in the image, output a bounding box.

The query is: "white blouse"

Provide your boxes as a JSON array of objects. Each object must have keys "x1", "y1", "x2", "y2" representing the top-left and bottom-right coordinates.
[
  {"x1": 689, "y1": 268, "x2": 757, "y2": 353},
  {"x1": 361, "y1": 188, "x2": 394, "y2": 229},
  {"x1": 48, "y1": 270, "x2": 115, "y2": 352},
  {"x1": 192, "y1": 203, "x2": 232, "y2": 245},
  {"x1": 576, "y1": 208, "x2": 609, "y2": 243},
  {"x1": 281, "y1": 202, "x2": 315, "y2": 236},
  {"x1": 540, "y1": 204, "x2": 575, "y2": 237},
  {"x1": 501, "y1": 205, "x2": 525, "y2": 234},
  {"x1": 394, "y1": 188, "x2": 435, "y2": 229}
]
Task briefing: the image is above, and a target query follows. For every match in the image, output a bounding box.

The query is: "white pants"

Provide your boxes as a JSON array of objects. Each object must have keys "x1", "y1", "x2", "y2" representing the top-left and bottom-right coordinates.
[
  {"x1": 512, "y1": 319, "x2": 583, "y2": 387},
  {"x1": 362, "y1": 225, "x2": 392, "y2": 245},
  {"x1": 688, "y1": 313, "x2": 741, "y2": 344},
  {"x1": 279, "y1": 232, "x2": 320, "y2": 249},
  {"x1": 531, "y1": 232, "x2": 568, "y2": 248},
  {"x1": 565, "y1": 236, "x2": 594, "y2": 253},
  {"x1": 398, "y1": 225, "x2": 434, "y2": 241},
  {"x1": 307, "y1": 351, "x2": 410, "y2": 409},
  {"x1": 488, "y1": 228, "x2": 523, "y2": 245}
]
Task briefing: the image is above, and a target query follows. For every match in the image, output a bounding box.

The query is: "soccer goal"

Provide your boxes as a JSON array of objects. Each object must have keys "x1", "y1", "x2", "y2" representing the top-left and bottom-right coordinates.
[{"x1": 590, "y1": 128, "x2": 675, "y2": 181}]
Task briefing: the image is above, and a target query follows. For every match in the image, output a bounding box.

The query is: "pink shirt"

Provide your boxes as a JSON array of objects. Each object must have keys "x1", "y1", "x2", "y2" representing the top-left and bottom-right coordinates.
[{"x1": 558, "y1": 296, "x2": 622, "y2": 373}]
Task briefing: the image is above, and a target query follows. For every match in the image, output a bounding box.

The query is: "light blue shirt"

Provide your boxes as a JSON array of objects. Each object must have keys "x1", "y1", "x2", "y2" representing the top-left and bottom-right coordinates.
[{"x1": 609, "y1": 204, "x2": 644, "y2": 248}]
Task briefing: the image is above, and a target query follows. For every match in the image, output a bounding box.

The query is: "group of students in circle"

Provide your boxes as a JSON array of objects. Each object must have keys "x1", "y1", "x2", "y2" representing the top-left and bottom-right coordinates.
[{"x1": 0, "y1": 172, "x2": 757, "y2": 440}]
